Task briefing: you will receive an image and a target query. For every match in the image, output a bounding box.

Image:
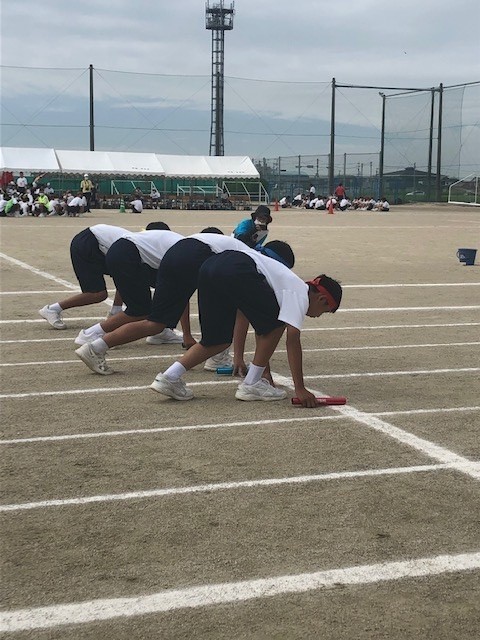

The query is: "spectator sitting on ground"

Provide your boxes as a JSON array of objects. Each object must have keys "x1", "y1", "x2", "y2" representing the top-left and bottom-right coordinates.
[
  {"x1": 47, "y1": 196, "x2": 65, "y2": 216},
  {"x1": 19, "y1": 193, "x2": 33, "y2": 216},
  {"x1": 34, "y1": 190, "x2": 50, "y2": 217},
  {"x1": 339, "y1": 197, "x2": 351, "y2": 211},
  {"x1": 365, "y1": 197, "x2": 376, "y2": 211},
  {"x1": 292, "y1": 192, "x2": 304, "y2": 207},
  {"x1": 232, "y1": 205, "x2": 272, "y2": 248},
  {"x1": 4, "y1": 196, "x2": 21, "y2": 217},
  {"x1": 131, "y1": 196, "x2": 144, "y2": 213},
  {"x1": 67, "y1": 193, "x2": 86, "y2": 217},
  {"x1": 326, "y1": 196, "x2": 337, "y2": 211},
  {"x1": 44, "y1": 183, "x2": 54, "y2": 197},
  {"x1": 279, "y1": 195, "x2": 290, "y2": 208},
  {"x1": 315, "y1": 196, "x2": 326, "y2": 210},
  {"x1": 375, "y1": 197, "x2": 390, "y2": 212}
]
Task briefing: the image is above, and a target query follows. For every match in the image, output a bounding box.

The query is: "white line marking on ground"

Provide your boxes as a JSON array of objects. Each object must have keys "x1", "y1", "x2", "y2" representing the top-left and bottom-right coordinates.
[
  {"x1": 3, "y1": 341, "x2": 480, "y2": 368},
  {"x1": 2, "y1": 322, "x2": 480, "y2": 344},
  {"x1": 373, "y1": 406, "x2": 480, "y2": 417},
  {"x1": 1, "y1": 406, "x2": 478, "y2": 446},
  {"x1": 1, "y1": 550, "x2": 479, "y2": 632},
  {"x1": 2, "y1": 306, "x2": 480, "y2": 324},
  {"x1": 2, "y1": 283, "x2": 479, "y2": 295},
  {"x1": 1, "y1": 367, "x2": 479, "y2": 399},
  {"x1": 273, "y1": 375, "x2": 480, "y2": 480},
  {"x1": 0, "y1": 253, "x2": 79, "y2": 290},
  {"x1": 0, "y1": 464, "x2": 448, "y2": 513},
  {"x1": 0, "y1": 253, "x2": 114, "y2": 308},
  {"x1": 0, "y1": 415, "x2": 346, "y2": 445}
]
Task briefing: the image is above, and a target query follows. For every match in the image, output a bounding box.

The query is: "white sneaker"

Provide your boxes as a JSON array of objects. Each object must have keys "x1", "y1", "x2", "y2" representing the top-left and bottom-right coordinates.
[
  {"x1": 204, "y1": 348, "x2": 233, "y2": 371},
  {"x1": 75, "y1": 343, "x2": 113, "y2": 375},
  {"x1": 235, "y1": 379, "x2": 287, "y2": 402},
  {"x1": 38, "y1": 305, "x2": 66, "y2": 330},
  {"x1": 146, "y1": 328, "x2": 183, "y2": 345},
  {"x1": 150, "y1": 373, "x2": 194, "y2": 401},
  {"x1": 74, "y1": 329, "x2": 103, "y2": 346}
]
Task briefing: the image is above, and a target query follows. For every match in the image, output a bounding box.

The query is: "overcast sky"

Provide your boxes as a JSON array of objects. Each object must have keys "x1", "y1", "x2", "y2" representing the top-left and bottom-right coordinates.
[
  {"x1": 1, "y1": 0, "x2": 479, "y2": 172},
  {"x1": 1, "y1": 0, "x2": 479, "y2": 84}
]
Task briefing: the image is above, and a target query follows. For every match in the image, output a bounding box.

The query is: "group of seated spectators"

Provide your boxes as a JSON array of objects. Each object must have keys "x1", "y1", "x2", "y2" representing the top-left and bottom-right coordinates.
[
  {"x1": 279, "y1": 192, "x2": 390, "y2": 212},
  {"x1": 0, "y1": 184, "x2": 88, "y2": 218}
]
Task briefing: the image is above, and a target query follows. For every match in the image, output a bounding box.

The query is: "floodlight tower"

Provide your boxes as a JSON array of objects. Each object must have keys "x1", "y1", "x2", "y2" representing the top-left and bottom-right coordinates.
[{"x1": 205, "y1": 0, "x2": 234, "y2": 156}]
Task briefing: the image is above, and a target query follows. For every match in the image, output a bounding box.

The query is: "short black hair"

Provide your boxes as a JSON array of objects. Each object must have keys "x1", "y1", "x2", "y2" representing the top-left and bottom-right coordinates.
[
  {"x1": 262, "y1": 240, "x2": 295, "y2": 268},
  {"x1": 200, "y1": 227, "x2": 224, "y2": 234},
  {"x1": 146, "y1": 221, "x2": 170, "y2": 231},
  {"x1": 307, "y1": 274, "x2": 343, "y2": 312}
]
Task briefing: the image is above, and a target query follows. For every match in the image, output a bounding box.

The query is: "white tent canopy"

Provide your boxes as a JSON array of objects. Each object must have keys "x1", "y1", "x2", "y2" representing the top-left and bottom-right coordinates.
[
  {"x1": 0, "y1": 147, "x2": 60, "y2": 173},
  {"x1": 0, "y1": 147, "x2": 259, "y2": 179}
]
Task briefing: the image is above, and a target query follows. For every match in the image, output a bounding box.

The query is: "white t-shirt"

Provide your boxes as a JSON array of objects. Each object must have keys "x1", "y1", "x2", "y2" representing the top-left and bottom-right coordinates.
[
  {"x1": 90, "y1": 224, "x2": 130, "y2": 255},
  {"x1": 69, "y1": 196, "x2": 83, "y2": 207},
  {"x1": 315, "y1": 198, "x2": 325, "y2": 209},
  {"x1": 242, "y1": 248, "x2": 309, "y2": 331},
  {"x1": 16, "y1": 176, "x2": 28, "y2": 188},
  {"x1": 188, "y1": 233, "x2": 248, "y2": 254},
  {"x1": 340, "y1": 198, "x2": 349, "y2": 208},
  {"x1": 279, "y1": 197, "x2": 287, "y2": 206},
  {"x1": 124, "y1": 230, "x2": 184, "y2": 269},
  {"x1": 131, "y1": 199, "x2": 143, "y2": 212}
]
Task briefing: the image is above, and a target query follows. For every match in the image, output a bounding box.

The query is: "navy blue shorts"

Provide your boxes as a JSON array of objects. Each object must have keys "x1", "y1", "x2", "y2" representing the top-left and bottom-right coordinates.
[
  {"x1": 197, "y1": 251, "x2": 283, "y2": 346},
  {"x1": 105, "y1": 238, "x2": 157, "y2": 317},
  {"x1": 70, "y1": 228, "x2": 108, "y2": 293},
  {"x1": 148, "y1": 238, "x2": 214, "y2": 326}
]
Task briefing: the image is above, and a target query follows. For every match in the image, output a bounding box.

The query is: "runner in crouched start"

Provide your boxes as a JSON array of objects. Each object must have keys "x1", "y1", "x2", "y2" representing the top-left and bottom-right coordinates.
[{"x1": 151, "y1": 248, "x2": 342, "y2": 407}]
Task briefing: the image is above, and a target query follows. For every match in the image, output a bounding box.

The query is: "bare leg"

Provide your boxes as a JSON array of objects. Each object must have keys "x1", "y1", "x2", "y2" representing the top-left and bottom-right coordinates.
[
  {"x1": 58, "y1": 290, "x2": 107, "y2": 310},
  {"x1": 99, "y1": 311, "x2": 148, "y2": 333},
  {"x1": 251, "y1": 326, "x2": 286, "y2": 367},
  {"x1": 103, "y1": 319, "x2": 167, "y2": 348},
  {"x1": 232, "y1": 310, "x2": 249, "y2": 376},
  {"x1": 178, "y1": 303, "x2": 196, "y2": 349},
  {"x1": 176, "y1": 342, "x2": 231, "y2": 371}
]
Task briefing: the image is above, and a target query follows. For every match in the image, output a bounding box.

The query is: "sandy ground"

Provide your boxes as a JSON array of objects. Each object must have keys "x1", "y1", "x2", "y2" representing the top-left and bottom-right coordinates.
[{"x1": 0, "y1": 203, "x2": 479, "y2": 638}]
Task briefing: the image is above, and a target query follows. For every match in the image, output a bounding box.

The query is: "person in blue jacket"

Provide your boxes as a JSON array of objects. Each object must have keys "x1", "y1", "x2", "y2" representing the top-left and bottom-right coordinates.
[{"x1": 232, "y1": 205, "x2": 272, "y2": 249}]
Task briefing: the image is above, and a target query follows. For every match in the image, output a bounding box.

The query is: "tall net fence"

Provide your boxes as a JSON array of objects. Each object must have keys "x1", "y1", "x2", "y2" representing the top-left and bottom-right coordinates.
[{"x1": 1, "y1": 66, "x2": 478, "y2": 200}]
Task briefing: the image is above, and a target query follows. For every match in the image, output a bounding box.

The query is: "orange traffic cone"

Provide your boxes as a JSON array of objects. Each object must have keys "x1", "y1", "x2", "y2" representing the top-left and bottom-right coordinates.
[
  {"x1": 328, "y1": 199, "x2": 334, "y2": 214},
  {"x1": 274, "y1": 199, "x2": 279, "y2": 212}
]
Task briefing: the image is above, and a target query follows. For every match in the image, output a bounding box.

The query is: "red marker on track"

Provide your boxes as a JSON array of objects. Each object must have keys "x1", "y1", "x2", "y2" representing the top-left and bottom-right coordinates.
[{"x1": 291, "y1": 396, "x2": 347, "y2": 406}]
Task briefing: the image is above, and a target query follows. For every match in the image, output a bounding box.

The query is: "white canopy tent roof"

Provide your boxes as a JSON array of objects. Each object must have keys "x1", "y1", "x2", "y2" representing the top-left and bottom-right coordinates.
[
  {"x1": 0, "y1": 147, "x2": 259, "y2": 180},
  {"x1": 0, "y1": 147, "x2": 60, "y2": 173}
]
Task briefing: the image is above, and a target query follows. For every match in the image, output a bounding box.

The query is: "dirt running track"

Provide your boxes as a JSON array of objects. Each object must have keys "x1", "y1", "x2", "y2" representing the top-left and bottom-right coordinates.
[{"x1": 1, "y1": 204, "x2": 479, "y2": 638}]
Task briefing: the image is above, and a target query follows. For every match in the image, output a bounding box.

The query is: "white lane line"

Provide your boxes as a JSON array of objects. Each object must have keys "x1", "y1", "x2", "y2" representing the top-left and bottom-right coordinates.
[
  {"x1": 2, "y1": 283, "x2": 479, "y2": 295},
  {"x1": 3, "y1": 341, "x2": 480, "y2": 368},
  {"x1": 373, "y1": 406, "x2": 480, "y2": 417},
  {"x1": 306, "y1": 367, "x2": 480, "y2": 380},
  {"x1": 0, "y1": 415, "x2": 346, "y2": 445},
  {"x1": 1, "y1": 550, "x2": 479, "y2": 632},
  {"x1": 0, "y1": 253, "x2": 79, "y2": 290},
  {"x1": 2, "y1": 306, "x2": 480, "y2": 324},
  {"x1": 273, "y1": 375, "x2": 480, "y2": 480},
  {"x1": 2, "y1": 322, "x2": 480, "y2": 344},
  {"x1": 1, "y1": 406, "x2": 478, "y2": 447},
  {"x1": 344, "y1": 283, "x2": 480, "y2": 288},
  {"x1": 0, "y1": 464, "x2": 448, "y2": 513},
  {"x1": 2, "y1": 367, "x2": 479, "y2": 400}
]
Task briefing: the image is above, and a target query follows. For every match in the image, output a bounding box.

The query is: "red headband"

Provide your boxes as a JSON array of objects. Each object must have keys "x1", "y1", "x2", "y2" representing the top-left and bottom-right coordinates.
[{"x1": 306, "y1": 278, "x2": 338, "y2": 312}]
